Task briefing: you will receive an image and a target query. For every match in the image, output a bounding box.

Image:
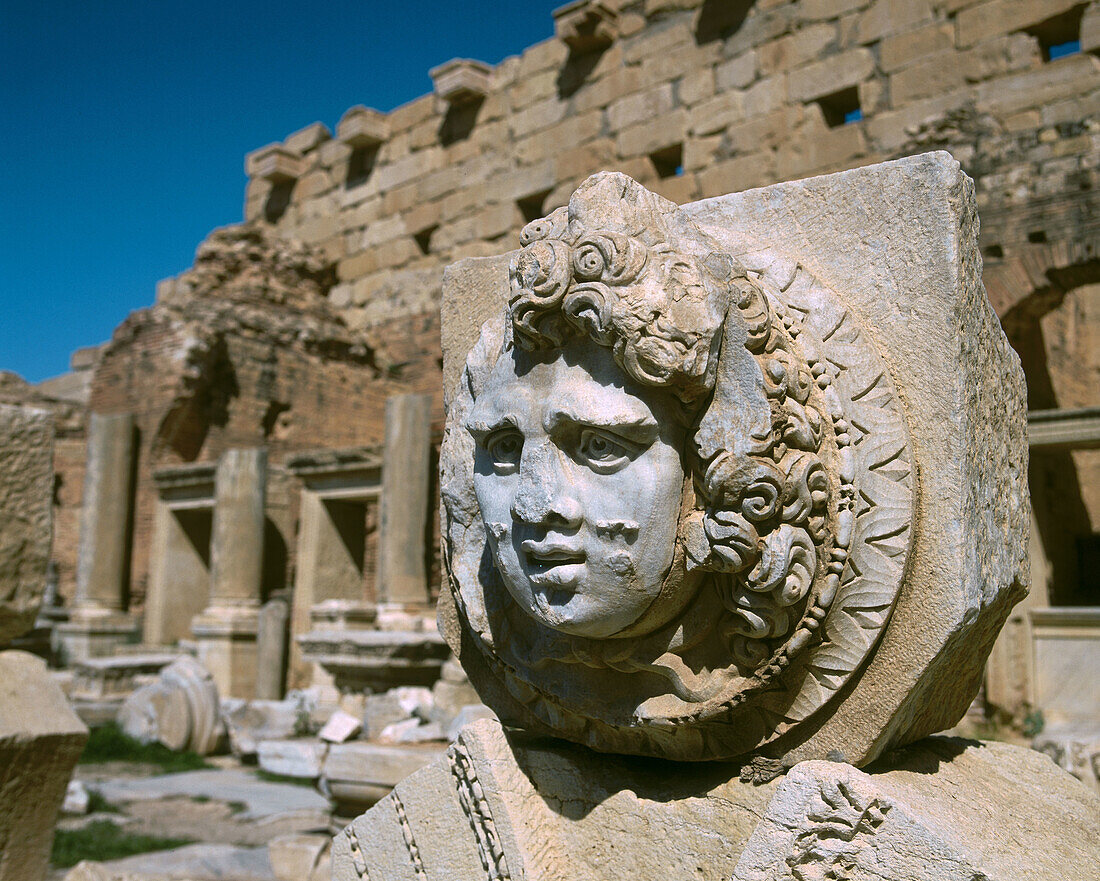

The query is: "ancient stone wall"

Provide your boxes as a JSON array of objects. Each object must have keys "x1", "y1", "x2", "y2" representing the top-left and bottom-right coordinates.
[
  {"x1": 222, "y1": 0, "x2": 1100, "y2": 611},
  {"x1": 87, "y1": 227, "x2": 443, "y2": 611},
  {"x1": 0, "y1": 372, "x2": 86, "y2": 607},
  {"x1": 241, "y1": 0, "x2": 1100, "y2": 323}
]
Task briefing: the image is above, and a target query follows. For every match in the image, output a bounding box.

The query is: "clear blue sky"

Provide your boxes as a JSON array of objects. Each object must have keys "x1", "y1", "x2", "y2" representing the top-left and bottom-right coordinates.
[{"x1": 1, "y1": 1, "x2": 562, "y2": 382}]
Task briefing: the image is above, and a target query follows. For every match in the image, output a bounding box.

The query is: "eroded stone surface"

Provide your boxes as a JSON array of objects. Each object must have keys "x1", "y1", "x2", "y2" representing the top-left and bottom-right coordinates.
[
  {"x1": 117, "y1": 655, "x2": 221, "y2": 755},
  {"x1": 0, "y1": 404, "x2": 53, "y2": 644},
  {"x1": 439, "y1": 158, "x2": 1028, "y2": 765},
  {"x1": 733, "y1": 739, "x2": 1100, "y2": 881},
  {"x1": 334, "y1": 719, "x2": 1100, "y2": 881},
  {"x1": 0, "y1": 650, "x2": 88, "y2": 881}
]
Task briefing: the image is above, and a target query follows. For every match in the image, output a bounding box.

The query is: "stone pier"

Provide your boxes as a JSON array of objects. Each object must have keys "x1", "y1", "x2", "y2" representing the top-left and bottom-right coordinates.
[
  {"x1": 376, "y1": 394, "x2": 432, "y2": 609},
  {"x1": 192, "y1": 448, "x2": 266, "y2": 699},
  {"x1": 56, "y1": 412, "x2": 139, "y2": 661}
]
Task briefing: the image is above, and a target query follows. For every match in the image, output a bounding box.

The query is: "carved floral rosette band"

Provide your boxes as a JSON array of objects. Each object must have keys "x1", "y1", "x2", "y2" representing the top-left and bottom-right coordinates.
[{"x1": 441, "y1": 173, "x2": 914, "y2": 761}]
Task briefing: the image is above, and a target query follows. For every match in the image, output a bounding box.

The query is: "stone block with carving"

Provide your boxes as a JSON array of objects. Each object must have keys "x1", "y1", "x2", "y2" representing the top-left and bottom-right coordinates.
[
  {"x1": 334, "y1": 157, "x2": 1099, "y2": 879},
  {"x1": 334, "y1": 717, "x2": 1100, "y2": 881},
  {"x1": 553, "y1": 0, "x2": 619, "y2": 53},
  {"x1": 245, "y1": 143, "x2": 303, "y2": 182},
  {"x1": 439, "y1": 155, "x2": 1027, "y2": 766},
  {"x1": 0, "y1": 651, "x2": 88, "y2": 881},
  {"x1": 0, "y1": 404, "x2": 53, "y2": 644},
  {"x1": 337, "y1": 106, "x2": 389, "y2": 148}
]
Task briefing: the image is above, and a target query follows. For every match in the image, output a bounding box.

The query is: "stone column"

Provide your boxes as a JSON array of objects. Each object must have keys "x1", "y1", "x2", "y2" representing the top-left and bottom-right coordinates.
[
  {"x1": 255, "y1": 596, "x2": 289, "y2": 700},
  {"x1": 57, "y1": 412, "x2": 140, "y2": 661},
  {"x1": 192, "y1": 448, "x2": 266, "y2": 698},
  {"x1": 376, "y1": 394, "x2": 432, "y2": 607}
]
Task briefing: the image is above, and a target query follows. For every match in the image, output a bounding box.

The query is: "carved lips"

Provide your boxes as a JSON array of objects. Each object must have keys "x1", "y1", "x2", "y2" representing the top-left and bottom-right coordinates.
[{"x1": 521, "y1": 539, "x2": 587, "y2": 590}]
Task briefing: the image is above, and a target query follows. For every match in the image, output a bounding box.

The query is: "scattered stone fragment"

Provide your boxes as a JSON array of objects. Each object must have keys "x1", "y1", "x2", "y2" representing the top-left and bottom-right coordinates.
[
  {"x1": 116, "y1": 655, "x2": 221, "y2": 755},
  {"x1": 62, "y1": 779, "x2": 90, "y2": 815},
  {"x1": 268, "y1": 833, "x2": 330, "y2": 881},
  {"x1": 378, "y1": 718, "x2": 446, "y2": 744},
  {"x1": 257, "y1": 739, "x2": 328, "y2": 780},
  {"x1": 318, "y1": 709, "x2": 361, "y2": 743}
]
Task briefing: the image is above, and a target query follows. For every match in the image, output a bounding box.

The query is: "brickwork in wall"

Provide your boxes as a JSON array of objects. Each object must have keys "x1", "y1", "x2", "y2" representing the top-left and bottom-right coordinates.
[
  {"x1": 237, "y1": 0, "x2": 1100, "y2": 337},
  {"x1": 221, "y1": 0, "x2": 1100, "y2": 611},
  {"x1": 87, "y1": 226, "x2": 443, "y2": 610},
  {"x1": 55, "y1": 0, "x2": 1100, "y2": 645}
]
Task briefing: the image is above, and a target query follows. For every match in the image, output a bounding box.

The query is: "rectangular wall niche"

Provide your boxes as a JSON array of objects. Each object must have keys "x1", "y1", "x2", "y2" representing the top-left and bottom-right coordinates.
[
  {"x1": 319, "y1": 497, "x2": 380, "y2": 601},
  {"x1": 815, "y1": 86, "x2": 862, "y2": 128},
  {"x1": 287, "y1": 447, "x2": 384, "y2": 687},
  {"x1": 146, "y1": 464, "x2": 216, "y2": 646},
  {"x1": 1026, "y1": 6, "x2": 1085, "y2": 62},
  {"x1": 649, "y1": 143, "x2": 684, "y2": 179}
]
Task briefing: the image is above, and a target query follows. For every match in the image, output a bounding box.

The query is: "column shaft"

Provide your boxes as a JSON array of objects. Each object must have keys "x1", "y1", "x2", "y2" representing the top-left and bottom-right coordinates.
[{"x1": 376, "y1": 394, "x2": 432, "y2": 606}]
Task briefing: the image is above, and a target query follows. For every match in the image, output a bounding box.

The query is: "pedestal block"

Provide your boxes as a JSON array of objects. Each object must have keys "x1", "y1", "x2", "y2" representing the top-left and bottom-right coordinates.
[{"x1": 192, "y1": 605, "x2": 260, "y2": 701}]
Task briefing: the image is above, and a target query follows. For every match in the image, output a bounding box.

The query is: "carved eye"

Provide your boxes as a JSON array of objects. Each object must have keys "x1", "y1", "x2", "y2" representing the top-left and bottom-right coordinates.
[
  {"x1": 485, "y1": 430, "x2": 523, "y2": 474},
  {"x1": 576, "y1": 429, "x2": 632, "y2": 473}
]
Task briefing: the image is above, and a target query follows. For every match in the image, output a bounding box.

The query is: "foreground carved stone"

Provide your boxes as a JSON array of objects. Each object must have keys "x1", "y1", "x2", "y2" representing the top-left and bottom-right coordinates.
[
  {"x1": 335, "y1": 157, "x2": 1098, "y2": 879},
  {"x1": 440, "y1": 155, "x2": 1027, "y2": 765},
  {"x1": 0, "y1": 651, "x2": 88, "y2": 881},
  {"x1": 0, "y1": 404, "x2": 54, "y2": 643},
  {"x1": 334, "y1": 718, "x2": 1100, "y2": 881}
]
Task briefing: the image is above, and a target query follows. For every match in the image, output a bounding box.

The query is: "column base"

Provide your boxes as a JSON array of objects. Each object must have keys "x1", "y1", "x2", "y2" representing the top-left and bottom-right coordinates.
[
  {"x1": 55, "y1": 606, "x2": 141, "y2": 663},
  {"x1": 191, "y1": 606, "x2": 260, "y2": 699}
]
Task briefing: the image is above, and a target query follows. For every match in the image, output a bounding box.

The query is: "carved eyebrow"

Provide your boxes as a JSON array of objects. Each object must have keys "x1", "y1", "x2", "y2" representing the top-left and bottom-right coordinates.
[
  {"x1": 545, "y1": 405, "x2": 658, "y2": 442},
  {"x1": 464, "y1": 412, "x2": 517, "y2": 441}
]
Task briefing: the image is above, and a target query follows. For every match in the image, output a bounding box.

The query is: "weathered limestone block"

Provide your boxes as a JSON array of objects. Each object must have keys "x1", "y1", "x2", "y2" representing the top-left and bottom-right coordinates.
[
  {"x1": 334, "y1": 719, "x2": 1100, "y2": 881},
  {"x1": 269, "y1": 833, "x2": 330, "y2": 881},
  {"x1": 430, "y1": 59, "x2": 492, "y2": 106},
  {"x1": 116, "y1": 655, "x2": 221, "y2": 755},
  {"x1": 58, "y1": 412, "x2": 140, "y2": 661},
  {"x1": 732, "y1": 741, "x2": 1100, "y2": 881},
  {"x1": 438, "y1": 156, "x2": 1028, "y2": 766},
  {"x1": 222, "y1": 696, "x2": 309, "y2": 758},
  {"x1": 322, "y1": 741, "x2": 445, "y2": 813},
  {"x1": 258, "y1": 739, "x2": 328, "y2": 780},
  {"x1": 0, "y1": 650, "x2": 88, "y2": 881},
  {"x1": 0, "y1": 404, "x2": 53, "y2": 644},
  {"x1": 376, "y1": 393, "x2": 433, "y2": 606}
]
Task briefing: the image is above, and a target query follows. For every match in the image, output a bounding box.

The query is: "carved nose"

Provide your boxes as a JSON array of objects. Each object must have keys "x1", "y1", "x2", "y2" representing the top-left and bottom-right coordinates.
[{"x1": 511, "y1": 441, "x2": 582, "y2": 527}]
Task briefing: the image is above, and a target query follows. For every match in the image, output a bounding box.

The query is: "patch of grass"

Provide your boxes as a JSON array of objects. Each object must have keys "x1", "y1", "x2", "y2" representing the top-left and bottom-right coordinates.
[
  {"x1": 188, "y1": 794, "x2": 248, "y2": 814},
  {"x1": 78, "y1": 723, "x2": 211, "y2": 773},
  {"x1": 255, "y1": 769, "x2": 318, "y2": 787},
  {"x1": 86, "y1": 790, "x2": 120, "y2": 814},
  {"x1": 51, "y1": 820, "x2": 194, "y2": 868}
]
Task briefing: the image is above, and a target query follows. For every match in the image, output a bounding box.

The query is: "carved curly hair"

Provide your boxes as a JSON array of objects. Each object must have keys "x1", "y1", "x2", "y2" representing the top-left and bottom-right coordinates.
[{"x1": 505, "y1": 173, "x2": 838, "y2": 670}]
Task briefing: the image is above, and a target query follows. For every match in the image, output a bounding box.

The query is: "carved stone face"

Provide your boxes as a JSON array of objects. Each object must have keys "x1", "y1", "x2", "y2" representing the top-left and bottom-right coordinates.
[{"x1": 467, "y1": 339, "x2": 686, "y2": 638}]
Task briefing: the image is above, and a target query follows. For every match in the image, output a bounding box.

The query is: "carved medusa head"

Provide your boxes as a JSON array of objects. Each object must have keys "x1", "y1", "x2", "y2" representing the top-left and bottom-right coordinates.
[{"x1": 441, "y1": 173, "x2": 907, "y2": 760}]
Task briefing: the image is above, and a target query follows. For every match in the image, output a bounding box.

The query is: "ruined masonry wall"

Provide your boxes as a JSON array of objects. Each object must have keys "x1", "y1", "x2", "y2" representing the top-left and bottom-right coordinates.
[{"x1": 244, "y1": 0, "x2": 1100, "y2": 337}]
